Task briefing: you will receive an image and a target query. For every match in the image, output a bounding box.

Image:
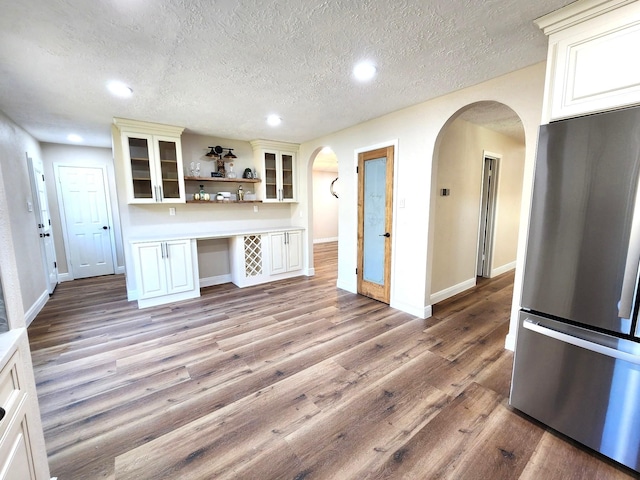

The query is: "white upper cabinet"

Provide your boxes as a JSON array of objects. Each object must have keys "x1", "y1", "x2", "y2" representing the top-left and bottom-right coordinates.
[
  {"x1": 250, "y1": 140, "x2": 299, "y2": 203},
  {"x1": 536, "y1": 0, "x2": 640, "y2": 123},
  {"x1": 114, "y1": 118, "x2": 186, "y2": 204}
]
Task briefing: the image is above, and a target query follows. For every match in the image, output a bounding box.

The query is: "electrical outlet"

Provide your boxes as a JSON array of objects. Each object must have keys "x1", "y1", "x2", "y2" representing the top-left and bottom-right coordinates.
[
  {"x1": 169, "y1": 207, "x2": 176, "y2": 216},
  {"x1": 253, "y1": 205, "x2": 259, "y2": 213},
  {"x1": 27, "y1": 200, "x2": 33, "y2": 212}
]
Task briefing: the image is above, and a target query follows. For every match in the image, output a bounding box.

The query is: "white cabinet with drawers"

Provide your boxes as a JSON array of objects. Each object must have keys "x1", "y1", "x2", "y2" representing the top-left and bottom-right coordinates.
[{"x1": 0, "y1": 331, "x2": 50, "y2": 480}]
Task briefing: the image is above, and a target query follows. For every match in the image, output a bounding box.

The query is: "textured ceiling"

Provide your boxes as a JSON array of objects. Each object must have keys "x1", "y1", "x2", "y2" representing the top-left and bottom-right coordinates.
[
  {"x1": 0, "y1": 0, "x2": 573, "y2": 148},
  {"x1": 458, "y1": 101, "x2": 526, "y2": 142}
]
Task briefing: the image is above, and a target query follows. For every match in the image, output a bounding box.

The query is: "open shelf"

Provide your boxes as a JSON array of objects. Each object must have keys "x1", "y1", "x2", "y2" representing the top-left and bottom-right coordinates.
[
  {"x1": 184, "y1": 176, "x2": 261, "y2": 183},
  {"x1": 186, "y1": 200, "x2": 262, "y2": 204}
]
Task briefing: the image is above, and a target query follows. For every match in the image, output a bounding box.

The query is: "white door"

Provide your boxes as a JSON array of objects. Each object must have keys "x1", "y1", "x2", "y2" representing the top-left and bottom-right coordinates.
[
  {"x1": 56, "y1": 166, "x2": 115, "y2": 279},
  {"x1": 27, "y1": 155, "x2": 58, "y2": 293}
]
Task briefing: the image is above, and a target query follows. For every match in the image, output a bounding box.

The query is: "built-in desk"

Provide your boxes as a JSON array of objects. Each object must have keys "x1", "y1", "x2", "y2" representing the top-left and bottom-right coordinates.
[{"x1": 130, "y1": 227, "x2": 304, "y2": 308}]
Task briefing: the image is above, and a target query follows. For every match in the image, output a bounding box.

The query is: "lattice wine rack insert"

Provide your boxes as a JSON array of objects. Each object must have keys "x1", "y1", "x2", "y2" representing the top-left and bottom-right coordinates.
[{"x1": 244, "y1": 235, "x2": 263, "y2": 277}]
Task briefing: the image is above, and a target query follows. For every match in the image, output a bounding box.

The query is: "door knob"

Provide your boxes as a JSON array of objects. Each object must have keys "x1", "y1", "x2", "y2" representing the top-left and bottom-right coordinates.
[
  {"x1": 40, "y1": 233, "x2": 50, "y2": 237},
  {"x1": 379, "y1": 232, "x2": 390, "y2": 238},
  {"x1": 103, "y1": 226, "x2": 109, "y2": 230}
]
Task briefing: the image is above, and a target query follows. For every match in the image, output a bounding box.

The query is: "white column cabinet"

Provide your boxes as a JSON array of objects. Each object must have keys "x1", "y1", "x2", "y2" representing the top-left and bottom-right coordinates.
[
  {"x1": 114, "y1": 118, "x2": 186, "y2": 204},
  {"x1": 0, "y1": 333, "x2": 50, "y2": 480},
  {"x1": 269, "y1": 230, "x2": 302, "y2": 275},
  {"x1": 536, "y1": 0, "x2": 640, "y2": 122},
  {"x1": 132, "y1": 239, "x2": 199, "y2": 308},
  {"x1": 250, "y1": 140, "x2": 299, "y2": 203}
]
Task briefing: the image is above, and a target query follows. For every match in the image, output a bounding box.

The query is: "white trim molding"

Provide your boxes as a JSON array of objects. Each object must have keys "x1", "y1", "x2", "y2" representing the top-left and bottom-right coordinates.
[{"x1": 430, "y1": 278, "x2": 476, "y2": 305}]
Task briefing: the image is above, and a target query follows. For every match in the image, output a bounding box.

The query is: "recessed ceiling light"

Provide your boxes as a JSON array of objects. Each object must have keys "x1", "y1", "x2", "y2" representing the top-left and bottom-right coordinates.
[
  {"x1": 67, "y1": 134, "x2": 83, "y2": 143},
  {"x1": 267, "y1": 115, "x2": 282, "y2": 126},
  {"x1": 107, "y1": 81, "x2": 133, "y2": 98},
  {"x1": 353, "y1": 61, "x2": 377, "y2": 82}
]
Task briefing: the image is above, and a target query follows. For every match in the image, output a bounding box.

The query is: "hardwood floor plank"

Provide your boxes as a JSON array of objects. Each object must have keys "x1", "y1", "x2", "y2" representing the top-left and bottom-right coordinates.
[{"x1": 27, "y1": 243, "x2": 637, "y2": 479}]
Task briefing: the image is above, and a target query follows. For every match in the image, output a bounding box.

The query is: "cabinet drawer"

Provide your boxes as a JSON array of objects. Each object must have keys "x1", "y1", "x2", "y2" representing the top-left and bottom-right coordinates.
[{"x1": 0, "y1": 352, "x2": 25, "y2": 439}]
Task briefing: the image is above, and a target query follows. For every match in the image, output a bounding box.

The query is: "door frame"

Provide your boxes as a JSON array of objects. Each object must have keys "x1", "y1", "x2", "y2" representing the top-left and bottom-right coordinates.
[
  {"x1": 54, "y1": 164, "x2": 118, "y2": 280},
  {"x1": 476, "y1": 151, "x2": 501, "y2": 278},
  {"x1": 355, "y1": 140, "x2": 398, "y2": 304}
]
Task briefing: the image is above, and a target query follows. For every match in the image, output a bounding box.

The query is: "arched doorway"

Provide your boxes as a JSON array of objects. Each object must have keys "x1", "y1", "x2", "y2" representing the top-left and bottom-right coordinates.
[
  {"x1": 429, "y1": 101, "x2": 526, "y2": 304},
  {"x1": 307, "y1": 147, "x2": 339, "y2": 277}
]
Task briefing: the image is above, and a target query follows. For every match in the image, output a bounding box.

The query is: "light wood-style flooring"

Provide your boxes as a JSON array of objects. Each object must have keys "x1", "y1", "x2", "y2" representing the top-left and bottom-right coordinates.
[{"x1": 28, "y1": 242, "x2": 637, "y2": 479}]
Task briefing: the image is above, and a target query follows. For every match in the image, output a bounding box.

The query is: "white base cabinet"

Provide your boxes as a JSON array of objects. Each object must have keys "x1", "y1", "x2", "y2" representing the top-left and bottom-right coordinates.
[
  {"x1": 0, "y1": 332, "x2": 50, "y2": 480},
  {"x1": 132, "y1": 239, "x2": 199, "y2": 308},
  {"x1": 536, "y1": 0, "x2": 640, "y2": 122},
  {"x1": 269, "y1": 230, "x2": 302, "y2": 275}
]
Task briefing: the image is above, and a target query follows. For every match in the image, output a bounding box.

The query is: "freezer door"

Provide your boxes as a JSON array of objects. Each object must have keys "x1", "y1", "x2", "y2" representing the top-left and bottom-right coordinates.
[
  {"x1": 510, "y1": 312, "x2": 640, "y2": 472},
  {"x1": 521, "y1": 107, "x2": 640, "y2": 335}
]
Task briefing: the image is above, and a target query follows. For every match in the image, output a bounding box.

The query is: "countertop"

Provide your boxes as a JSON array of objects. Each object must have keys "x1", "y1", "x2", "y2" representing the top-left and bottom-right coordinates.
[{"x1": 129, "y1": 226, "x2": 303, "y2": 243}]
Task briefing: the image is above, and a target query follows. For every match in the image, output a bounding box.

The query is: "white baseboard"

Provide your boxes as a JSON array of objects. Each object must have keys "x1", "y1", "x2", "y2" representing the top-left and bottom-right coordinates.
[
  {"x1": 430, "y1": 278, "x2": 476, "y2": 305},
  {"x1": 313, "y1": 237, "x2": 338, "y2": 244},
  {"x1": 58, "y1": 267, "x2": 125, "y2": 283},
  {"x1": 390, "y1": 299, "x2": 432, "y2": 319},
  {"x1": 199, "y1": 274, "x2": 232, "y2": 288},
  {"x1": 57, "y1": 272, "x2": 73, "y2": 283},
  {"x1": 504, "y1": 332, "x2": 516, "y2": 351},
  {"x1": 336, "y1": 278, "x2": 356, "y2": 294},
  {"x1": 491, "y1": 261, "x2": 516, "y2": 278},
  {"x1": 25, "y1": 289, "x2": 49, "y2": 327},
  {"x1": 305, "y1": 267, "x2": 315, "y2": 277},
  {"x1": 127, "y1": 288, "x2": 137, "y2": 301}
]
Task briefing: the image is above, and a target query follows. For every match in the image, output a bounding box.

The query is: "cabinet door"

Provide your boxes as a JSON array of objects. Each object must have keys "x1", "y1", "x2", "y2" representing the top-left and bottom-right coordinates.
[
  {"x1": 153, "y1": 136, "x2": 185, "y2": 203},
  {"x1": 164, "y1": 240, "x2": 195, "y2": 294},
  {"x1": 281, "y1": 152, "x2": 296, "y2": 201},
  {"x1": 133, "y1": 242, "x2": 168, "y2": 299},
  {"x1": 0, "y1": 405, "x2": 36, "y2": 480},
  {"x1": 269, "y1": 233, "x2": 287, "y2": 275},
  {"x1": 263, "y1": 151, "x2": 279, "y2": 202},
  {"x1": 123, "y1": 133, "x2": 156, "y2": 203},
  {"x1": 286, "y1": 231, "x2": 303, "y2": 272}
]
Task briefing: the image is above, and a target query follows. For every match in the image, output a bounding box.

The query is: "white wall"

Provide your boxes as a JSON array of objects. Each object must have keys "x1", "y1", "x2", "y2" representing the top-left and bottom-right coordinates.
[
  {"x1": 298, "y1": 62, "x2": 547, "y2": 348},
  {"x1": 431, "y1": 117, "x2": 525, "y2": 301},
  {"x1": 312, "y1": 170, "x2": 339, "y2": 243},
  {"x1": 40, "y1": 143, "x2": 125, "y2": 278},
  {"x1": 0, "y1": 111, "x2": 48, "y2": 319}
]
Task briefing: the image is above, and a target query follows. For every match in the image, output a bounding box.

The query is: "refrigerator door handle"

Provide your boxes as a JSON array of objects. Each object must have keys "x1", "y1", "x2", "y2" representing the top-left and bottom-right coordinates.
[
  {"x1": 523, "y1": 318, "x2": 640, "y2": 365},
  {"x1": 619, "y1": 181, "x2": 640, "y2": 320}
]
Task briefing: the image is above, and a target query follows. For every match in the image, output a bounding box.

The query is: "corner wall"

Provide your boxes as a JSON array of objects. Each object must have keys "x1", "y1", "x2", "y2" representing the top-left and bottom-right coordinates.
[{"x1": 0, "y1": 110, "x2": 48, "y2": 318}]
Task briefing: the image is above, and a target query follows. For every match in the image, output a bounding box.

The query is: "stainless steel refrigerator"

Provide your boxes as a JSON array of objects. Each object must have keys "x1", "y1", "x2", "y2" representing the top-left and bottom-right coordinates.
[{"x1": 510, "y1": 105, "x2": 640, "y2": 473}]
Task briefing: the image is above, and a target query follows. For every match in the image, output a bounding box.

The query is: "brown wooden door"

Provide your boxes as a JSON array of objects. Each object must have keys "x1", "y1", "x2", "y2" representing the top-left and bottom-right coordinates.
[{"x1": 357, "y1": 146, "x2": 394, "y2": 303}]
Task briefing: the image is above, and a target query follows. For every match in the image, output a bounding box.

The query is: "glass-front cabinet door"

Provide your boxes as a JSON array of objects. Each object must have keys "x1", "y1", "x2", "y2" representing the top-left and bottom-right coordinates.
[
  {"x1": 126, "y1": 134, "x2": 154, "y2": 200},
  {"x1": 156, "y1": 137, "x2": 183, "y2": 201},
  {"x1": 264, "y1": 152, "x2": 278, "y2": 201},
  {"x1": 281, "y1": 153, "x2": 294, "y2": 201},
  {"x1": 121, "y1": 130, "x2": 185, "y2": 204}
]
